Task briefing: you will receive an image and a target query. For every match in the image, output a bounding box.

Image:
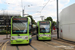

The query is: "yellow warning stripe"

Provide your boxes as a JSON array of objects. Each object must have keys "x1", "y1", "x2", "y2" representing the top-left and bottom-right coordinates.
[{"x1": 2, "y1": 41, "x2": 9, "y2": 50}]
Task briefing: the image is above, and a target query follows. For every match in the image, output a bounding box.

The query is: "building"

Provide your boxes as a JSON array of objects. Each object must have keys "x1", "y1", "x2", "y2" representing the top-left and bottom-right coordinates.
[
  {"x1": 59, "y1": 3, "x2": 75, "y2": 41},
  {"x1": 0, "y1": 11, "x2": 21, "y2": 33}
]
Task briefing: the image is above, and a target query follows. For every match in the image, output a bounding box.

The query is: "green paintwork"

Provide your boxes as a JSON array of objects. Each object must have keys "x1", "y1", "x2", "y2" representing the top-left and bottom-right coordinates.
[
  {"x1": 11, "y1": 40, "x2": 29, "y2": 44},
  {"x1": 16, "y1": 39, "x2": 24, "y2": 42},
  {"x1": 11, "y1": 17, "x2": 32, "y2": 44},
  {"x1": 37, "y1": 21, "x2": 51, "y2": 40}
]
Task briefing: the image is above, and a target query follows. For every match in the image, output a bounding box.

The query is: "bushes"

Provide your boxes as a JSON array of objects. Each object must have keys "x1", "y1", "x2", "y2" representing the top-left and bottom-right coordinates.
[{"x1": 0, "y1": 30, "x2": 10, "y2": 34}]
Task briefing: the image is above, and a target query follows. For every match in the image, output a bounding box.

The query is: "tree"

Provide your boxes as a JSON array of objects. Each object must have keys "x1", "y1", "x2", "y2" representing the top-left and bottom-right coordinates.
[
  {"x1": 44, "y1": 16, "x2": 57, "y2": 29},
  {"x1": 19, "y1": 16, "x2": 21, "y2": 17},
  {"x1": 52, "y1": 21, "x2": 56, "y2": 27},
  {"x1": 44, "y1": 17, "x2": 53, "y2": 22},
  {"x1": 26, "y1": 15, "x2": 36, "y2": 24}
]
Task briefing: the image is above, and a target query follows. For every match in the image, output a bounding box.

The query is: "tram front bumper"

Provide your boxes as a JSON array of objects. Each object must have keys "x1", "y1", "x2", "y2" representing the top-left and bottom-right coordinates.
[
  {"x1": 10, "y1": 40, "x2": 29, "y2": 44},
  {"x1": 38, "y1": 36, "x2": 51, "y2": 40}
]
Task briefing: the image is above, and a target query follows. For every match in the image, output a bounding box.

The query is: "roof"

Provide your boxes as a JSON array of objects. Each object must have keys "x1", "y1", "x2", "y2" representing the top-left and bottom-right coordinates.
[{"x1": 0, "y1": 10, "x2": 21, "y2": 16}]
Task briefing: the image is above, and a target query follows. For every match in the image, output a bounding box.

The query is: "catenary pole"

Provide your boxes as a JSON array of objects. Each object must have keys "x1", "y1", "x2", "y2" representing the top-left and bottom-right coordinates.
[{"x1": 57, "y1": 0, "x2": 59, "y2": 39}]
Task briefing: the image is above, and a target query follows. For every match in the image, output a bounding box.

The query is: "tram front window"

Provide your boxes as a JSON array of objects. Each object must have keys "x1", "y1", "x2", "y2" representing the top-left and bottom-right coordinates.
[
  {"x1": 40, "y1": 25, "x2": 50, "y2": 33},
  {"x1": 13, "y1": 21, "x2": 28, "y2": 34}
]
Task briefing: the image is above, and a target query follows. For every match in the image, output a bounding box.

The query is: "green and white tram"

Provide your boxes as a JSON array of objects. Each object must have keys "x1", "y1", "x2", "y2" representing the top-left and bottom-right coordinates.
[
  {"x1": 10, "y1": 17, "x2": 32, "y2": 44},
  {"x1": 36, "y1": 21, "x2": 51, "y2": 40}
]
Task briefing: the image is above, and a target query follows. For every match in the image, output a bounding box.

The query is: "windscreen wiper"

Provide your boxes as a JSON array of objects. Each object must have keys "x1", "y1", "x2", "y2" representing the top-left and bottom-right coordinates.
[{"x1": 14, "y1": 25, "x2": 21, "y2": 36}]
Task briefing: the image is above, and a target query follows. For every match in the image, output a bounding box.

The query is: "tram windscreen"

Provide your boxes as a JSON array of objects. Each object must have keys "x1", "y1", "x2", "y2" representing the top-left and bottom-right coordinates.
[
  {"x1": 12, "y1": 18, "x2": 28, "y2": 34},
  {"x1": 39, "y1": 21, "x2": 50, "y2": 33}
]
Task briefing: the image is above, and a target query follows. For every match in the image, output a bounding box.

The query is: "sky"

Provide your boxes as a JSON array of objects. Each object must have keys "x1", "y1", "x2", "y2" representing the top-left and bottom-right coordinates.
[{"x1": 0, "y1": 0, "x2": 75, "y2": 22}]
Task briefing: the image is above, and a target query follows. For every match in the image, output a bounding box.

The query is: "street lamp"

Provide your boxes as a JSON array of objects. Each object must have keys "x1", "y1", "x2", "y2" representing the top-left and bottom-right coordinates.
[
  {"x1": 22, "y1": 5, "x2": 32, "y2": 17},
  {"x1": 21, "y1": 0, "x2": 32, "y2": 17}
]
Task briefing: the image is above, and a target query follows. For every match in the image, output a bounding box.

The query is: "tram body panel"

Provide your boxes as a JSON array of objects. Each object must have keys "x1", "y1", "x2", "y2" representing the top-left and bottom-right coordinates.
[
  {"x1": 11, "y1": 17, "x2": 32, "y2": 44},
  {"x1": 37, "y1": 21, "x2": 51, "y2": 40}
]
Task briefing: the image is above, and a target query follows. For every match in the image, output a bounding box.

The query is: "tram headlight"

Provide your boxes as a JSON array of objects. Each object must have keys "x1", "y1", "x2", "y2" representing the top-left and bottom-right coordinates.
[
  {"x1": 47, "y1": 35, "x2": 50, "y2": 37},
  {"x1": 39, "y1": 35, "x2": 42, "y2": 37},
  {"x1": 25, "y1": 36, "x2": 28, "y2": 39},
  {"x1": 12, "y1": 37, "x2": 15, "y2": 39}
]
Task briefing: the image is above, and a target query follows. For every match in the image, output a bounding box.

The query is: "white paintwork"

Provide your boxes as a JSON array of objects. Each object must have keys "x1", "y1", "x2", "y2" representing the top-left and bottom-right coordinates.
[
  {"x1": 11, "y1": 36, "x2": 28, "y2": 40},
  {"x1": 39, "y1": 34, "x2": 51, "y2": 37},
  {"x1": 29, "y1": 35, "x2": 32, "y2": 38},
  {"x1": 59, "y1": 3, "x2": 75, "y2": 41}
]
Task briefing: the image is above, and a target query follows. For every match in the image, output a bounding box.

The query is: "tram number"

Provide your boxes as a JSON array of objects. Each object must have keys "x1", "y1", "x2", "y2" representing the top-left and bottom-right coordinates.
[
  {"x1": 18, "y1": 36, "x2": 22, "y2": 38},
  {"x1": 44, "y1": 34, "x2": 46, "y2": 36}
]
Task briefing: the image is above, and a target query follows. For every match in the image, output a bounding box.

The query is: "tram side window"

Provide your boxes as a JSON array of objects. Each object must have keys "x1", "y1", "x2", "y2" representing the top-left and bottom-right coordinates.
[{"x1": 29, "y1": 25, "x2": 32, "y2": 34}]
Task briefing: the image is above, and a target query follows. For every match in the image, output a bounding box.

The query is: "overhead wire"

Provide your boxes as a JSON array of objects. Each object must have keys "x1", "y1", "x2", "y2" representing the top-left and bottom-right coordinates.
[
  {"x1": 40, "y1": 0, "x2": 51, "y2": 13},
  {"x1": 33, "y1": 0, "x2": 51, "y2": 20}
]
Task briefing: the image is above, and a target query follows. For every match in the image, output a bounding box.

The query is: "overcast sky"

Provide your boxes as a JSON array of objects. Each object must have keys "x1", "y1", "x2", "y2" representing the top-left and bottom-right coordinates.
[{"x1": 0, "y1": 0, "x2": 75, "y2": 22}]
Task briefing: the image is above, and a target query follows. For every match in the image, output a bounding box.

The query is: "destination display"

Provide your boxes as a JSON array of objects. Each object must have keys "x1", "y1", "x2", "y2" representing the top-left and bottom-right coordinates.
[
  {"x1": 13, "y1": 17, "x2": 28, "y2": 22},
  {"x1": 39, "y1": 21, "x2": 50, "y2": 25}
]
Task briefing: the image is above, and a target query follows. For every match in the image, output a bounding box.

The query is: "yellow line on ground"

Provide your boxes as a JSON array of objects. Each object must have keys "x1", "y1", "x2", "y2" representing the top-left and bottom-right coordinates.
[
  {"x1": 1, "y1": 41, "x2": 9, "y2": 50},
  {"x1": 0, "y1": 42, "x2": 3, "y2": 47},
  {"x1": 4, "y1": 41, "x2": 9, "y2": 50},
  {"x1": 4, "y1": 44, "x2": 6, "y2": 50}
]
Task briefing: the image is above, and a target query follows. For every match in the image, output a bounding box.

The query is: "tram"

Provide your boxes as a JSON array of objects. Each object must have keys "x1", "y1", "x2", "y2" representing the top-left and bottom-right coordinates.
[
  {"x1": 36, "y1": 21, "x2": 51, "y2": 40},
  {"x1": 10, "y1": 17, "x2": 32, "y2": 45}
]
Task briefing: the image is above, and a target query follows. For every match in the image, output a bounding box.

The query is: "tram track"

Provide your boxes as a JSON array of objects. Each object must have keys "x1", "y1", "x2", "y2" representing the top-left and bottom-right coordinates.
[
  {"x1": 43, "y1": 40, "x2": 75, "y2": 50},
  {"x1": 16, "y1": 44, "x2": 37, "y2": 50},
  {"x1": 43, "y1": 41, "x2": 66, "y2": 50},
  {"x1": 32, "y1": 36, "x2": 75, "y2": 50},
  {"x1": 30, "y1": 44, "x2": 37, "y2": 50},
  {"x1": 33, "y1": 39, "x2": 65, "y2": 50},
  {"x1": 53, "y1": 39, "x2": 75, "y2": 49},
  {"x1": 54, "y1": 39, "x2": 75, "y2": 45},
  {"x1": 16, "y1": 46, "x2": 19, "y2": 50},
  {"x1": 52, "y1": 40, "x2": 75, "y2": 48}
]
